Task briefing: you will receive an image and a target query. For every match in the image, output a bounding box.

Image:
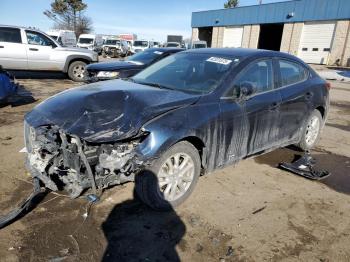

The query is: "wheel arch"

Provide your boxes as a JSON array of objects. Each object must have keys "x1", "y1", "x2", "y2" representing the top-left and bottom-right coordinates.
[
  {"x1": 63, "y1": 55, "x2": 92, "y2": 73},
  {"x1": 315, "y1": 105, "x2": 325, "y2": 119}
]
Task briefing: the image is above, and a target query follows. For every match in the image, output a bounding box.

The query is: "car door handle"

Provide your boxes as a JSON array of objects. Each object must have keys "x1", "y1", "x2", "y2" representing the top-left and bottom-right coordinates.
[
  {"x1": 269, "y1": 102, "x2": 280, "y2": 111},
  {"x1": 29, "y1": 48, "x2": 39, "y2": 51},
  {"x1": 0, "y1": 46, "x2": 4, "y2": 48},
  {"x1": 305, "y1": 92, "x2": 313, "y2": 100}
]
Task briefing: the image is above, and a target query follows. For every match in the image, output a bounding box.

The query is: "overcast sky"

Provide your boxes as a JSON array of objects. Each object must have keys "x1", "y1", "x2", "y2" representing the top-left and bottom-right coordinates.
[{"x1": 0, "y1": 0, "x2": 290, "y2": 41}]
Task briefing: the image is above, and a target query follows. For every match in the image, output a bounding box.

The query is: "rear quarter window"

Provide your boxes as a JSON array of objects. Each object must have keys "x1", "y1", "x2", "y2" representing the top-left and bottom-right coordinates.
[
  {"x1": 279, "y1": 60, "x2": 309, "y2": 87},
  {"x1": 0, "y1": 27, "x2": 22, "y2": 43}
]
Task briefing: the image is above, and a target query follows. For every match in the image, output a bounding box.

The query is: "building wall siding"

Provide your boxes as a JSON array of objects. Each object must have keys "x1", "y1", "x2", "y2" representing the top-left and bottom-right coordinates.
[
  {"x1": 242, "y1": 25, "x2": 252, "y2": 48},
  {"x1": 211, "y1": 27, "x2": 224, "y2": 48},
  {"x1": 192, "y1": 0, "x2": 350, "y2": 28},
  {"x1": 329, "y1": 20, "x2": 350, "y2": 66},
  {"x1": 192, "y1": 28, "x2": 199, "y2": 42},
  {"x1": 249, "y1": 24, "x2": 260, "y2": 49}
]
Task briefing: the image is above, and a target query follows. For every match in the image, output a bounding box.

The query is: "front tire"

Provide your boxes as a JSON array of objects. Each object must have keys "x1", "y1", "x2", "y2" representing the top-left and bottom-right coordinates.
[
  {"x1": 67, "y1": 61, "x2": 87, "y2": 82},
  {"x1": 297, "y1": 109, "x2": 323, "y2": 151},
  {"x1": 135, "y1": 141, "x2": 201, "y2": 211}
]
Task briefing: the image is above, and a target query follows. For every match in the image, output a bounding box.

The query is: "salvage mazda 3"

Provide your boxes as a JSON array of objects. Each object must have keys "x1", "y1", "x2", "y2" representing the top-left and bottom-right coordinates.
[{"x1": 24, "y1": 48, "x2": 330, "y2": 210}]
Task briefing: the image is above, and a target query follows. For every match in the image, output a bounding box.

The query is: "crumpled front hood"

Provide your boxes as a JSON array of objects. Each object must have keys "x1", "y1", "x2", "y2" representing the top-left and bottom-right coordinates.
[
  {"x1": 86, "y1": 61, "x2": 141, "y2": 72},
  {"x1": 25, "y1": 80, "x2": 199, "y2": 143}
]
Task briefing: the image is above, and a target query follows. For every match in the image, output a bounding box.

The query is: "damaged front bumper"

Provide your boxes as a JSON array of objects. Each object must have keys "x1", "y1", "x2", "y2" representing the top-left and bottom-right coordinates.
[{"x1": 24, "y1": 122, "x2": 144, "y2": 198}]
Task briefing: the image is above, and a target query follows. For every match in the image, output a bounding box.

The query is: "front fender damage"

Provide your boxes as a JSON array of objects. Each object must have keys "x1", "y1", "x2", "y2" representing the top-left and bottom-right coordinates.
[{"x1": 24, "y1": 123, "x2": 146, "y2": 198}]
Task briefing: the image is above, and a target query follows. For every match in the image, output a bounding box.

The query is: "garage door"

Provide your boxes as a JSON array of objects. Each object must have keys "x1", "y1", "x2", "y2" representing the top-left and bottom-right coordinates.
[
  {"x1": 298, "y1": 21, "x2": 336, "y2": 64},
  {"x1": 223, "y1": 26, "x2": 243, "y2": 48}
]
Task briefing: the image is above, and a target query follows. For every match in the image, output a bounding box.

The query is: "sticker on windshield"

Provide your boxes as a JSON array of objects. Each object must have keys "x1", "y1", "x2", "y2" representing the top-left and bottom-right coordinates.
[
  {"x1": 206, "y1": 57, "x2": 232, "y2": 65},
  {"x1": 154, "y1": 51, "x2": 163, "y2": 55}
]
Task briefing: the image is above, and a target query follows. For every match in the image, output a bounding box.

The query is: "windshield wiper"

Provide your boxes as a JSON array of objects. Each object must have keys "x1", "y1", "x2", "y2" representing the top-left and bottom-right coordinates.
[{"x1": 136, "y1": 81, "x2": 175, "y2": 91}]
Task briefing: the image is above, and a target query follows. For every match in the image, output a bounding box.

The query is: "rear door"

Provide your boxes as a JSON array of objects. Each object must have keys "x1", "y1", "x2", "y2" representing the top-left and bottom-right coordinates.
[
  {"x1": 236, "y1": 59, "x2": 282, "y2": 155},
  {"x1": 0, "y1": 27, "x2": 27, "y2": 69},
  {"x1": 24, "y1": 30, "x2": 59, "y2": 70},
  {"x1": 276, "y1": 59, "x2": 311, "y2": 143}
]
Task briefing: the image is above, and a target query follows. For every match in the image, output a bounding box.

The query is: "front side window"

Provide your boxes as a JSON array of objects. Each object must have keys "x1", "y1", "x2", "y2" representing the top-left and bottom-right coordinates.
[
  {"x1": 132, "y1": 53, "x2": 239, "y2": 94},
  {"x1": 0, "y1": 27, "x2": 22, "y2": 43},
  {"x1": 229, "y1": 59, "x2": 274, "y2": 98},
  {"x1": 26, "y1": 31, "x2": 54, "y2": 46},
  {"x1": 279, "y1": 60, "x2": 308, "y2": 87}
]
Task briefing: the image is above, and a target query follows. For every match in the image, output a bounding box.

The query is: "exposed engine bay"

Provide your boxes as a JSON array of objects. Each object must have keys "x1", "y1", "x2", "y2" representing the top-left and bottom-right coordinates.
[{"x1": 24, "y1": 123, "x2": 143, "y2": 198}]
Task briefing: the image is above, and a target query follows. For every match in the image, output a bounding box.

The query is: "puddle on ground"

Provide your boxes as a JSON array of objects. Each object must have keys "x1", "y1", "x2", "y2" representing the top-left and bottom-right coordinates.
[{"x1": 254, "y1": 148, "x2": 350, "y2": 195}]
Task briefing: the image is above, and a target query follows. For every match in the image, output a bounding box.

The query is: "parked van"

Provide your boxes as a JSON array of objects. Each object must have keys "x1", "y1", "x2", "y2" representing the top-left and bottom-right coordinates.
[
  {"x1": 131, "y1": 40, "x2": 152, "y2": 53},
  {"x1": 47, "y1": 30, "x2": 76, "y2": 47},
  {"x1": 77, "y1": 34, "x2": 103, "y2": 54}
]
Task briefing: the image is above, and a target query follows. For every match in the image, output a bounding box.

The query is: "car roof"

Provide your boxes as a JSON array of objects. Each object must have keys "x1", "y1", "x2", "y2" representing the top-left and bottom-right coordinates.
[
  {"x1": 183, "y1": 48, "x2": 304, "y2": 63},
  {"x1": 0, "y1": 24, "x2": 41, "y2": 31},
  {"x1": 147, "y1": 47, "x2": 185, "y2": 53}
]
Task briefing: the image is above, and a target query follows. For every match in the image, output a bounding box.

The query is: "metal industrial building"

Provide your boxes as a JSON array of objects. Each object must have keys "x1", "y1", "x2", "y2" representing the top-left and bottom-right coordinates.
[{"x1": 191, "y1": 0, "x2": 350, "y2": 66}]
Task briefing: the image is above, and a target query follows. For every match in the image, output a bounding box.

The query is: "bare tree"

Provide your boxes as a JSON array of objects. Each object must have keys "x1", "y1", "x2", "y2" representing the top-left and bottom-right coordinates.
[{"x1": 44, "y1": 0, "x2": 93, "y2": 36}]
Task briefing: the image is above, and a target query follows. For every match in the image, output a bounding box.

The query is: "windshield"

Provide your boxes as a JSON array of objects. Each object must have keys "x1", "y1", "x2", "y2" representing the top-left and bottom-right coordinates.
[
  {"x1": 126, "y1": 49, "x2": 163, "y2": 65},
  {"x1": 134, "y1": 41, "x2": 148, "y2": 47},
  {"x1": 132, "y1": 53, "x2": 239, "y2": 94},
  {"x1": 194, "y1": 44, "x2": 206, "y2": 48},
  {"x1": 166, "y1": 43, "x2": 179, "y2": 47},
  {"x1": 79, "y1": 38, "x2": 94, "y2": 44},
  {"x1": 105, "y1": 39, "x2": 120, "y2": 45}
]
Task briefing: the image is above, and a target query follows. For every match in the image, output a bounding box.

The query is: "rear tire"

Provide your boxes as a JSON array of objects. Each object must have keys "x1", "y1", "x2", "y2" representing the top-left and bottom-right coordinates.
[
  {"x1": 67, "y1": 61, "x2": 87, "y2": 82},
  {"x1": 135, "y1": 141, "x2": 201, "y2": 211},
  {"x1": 297, "y1": 109, "x2": 323, "y2": 151}
]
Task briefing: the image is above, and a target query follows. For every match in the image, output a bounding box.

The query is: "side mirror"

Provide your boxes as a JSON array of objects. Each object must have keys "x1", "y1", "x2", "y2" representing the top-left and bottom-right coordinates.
[{"x1": 240, "y1": 82, "x2": 256, "y2": 97}]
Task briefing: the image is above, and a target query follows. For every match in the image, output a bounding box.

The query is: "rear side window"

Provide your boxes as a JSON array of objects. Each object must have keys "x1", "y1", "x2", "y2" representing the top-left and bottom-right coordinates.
[
  {"x1": 0, "y1": 27, "x2": 22, "y2": 43},
  {"x1": 279, "y1": 60, "x2": 308, "y2": 87}
]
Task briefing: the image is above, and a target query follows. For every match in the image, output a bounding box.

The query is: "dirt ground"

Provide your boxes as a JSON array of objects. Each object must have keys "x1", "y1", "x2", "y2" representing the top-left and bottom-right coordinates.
[{"x1": 0, "y1": 72, "x2": 349, "y2": 262}]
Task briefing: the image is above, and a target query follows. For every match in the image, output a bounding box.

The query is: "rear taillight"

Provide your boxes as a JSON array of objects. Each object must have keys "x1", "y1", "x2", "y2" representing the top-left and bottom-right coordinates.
[{"x1": 325, "y1": 82, "x2": 331, "y2": 91}]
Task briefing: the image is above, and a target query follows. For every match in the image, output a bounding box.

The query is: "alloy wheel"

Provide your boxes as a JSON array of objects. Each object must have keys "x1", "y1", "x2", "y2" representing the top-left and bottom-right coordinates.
[{"x1": 157, "y1": 153, "x2": 195, "y2": 201}]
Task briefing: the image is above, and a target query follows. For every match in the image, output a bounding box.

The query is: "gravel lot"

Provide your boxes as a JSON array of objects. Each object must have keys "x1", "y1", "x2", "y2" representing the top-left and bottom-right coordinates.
[{"x1": 0, "y1": 71, "x2": 349, "y2": 261}]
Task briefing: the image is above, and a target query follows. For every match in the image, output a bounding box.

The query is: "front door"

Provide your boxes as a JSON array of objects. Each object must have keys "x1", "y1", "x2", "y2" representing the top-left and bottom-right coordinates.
[{"x1": 24, "y1": 30, "x2": 60, "y2": 70}]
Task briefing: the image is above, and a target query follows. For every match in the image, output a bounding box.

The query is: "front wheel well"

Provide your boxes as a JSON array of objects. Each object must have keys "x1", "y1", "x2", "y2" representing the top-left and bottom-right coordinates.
[
  {"x1": 315, "y1": 106, "x2": 325, "y2": 119},
  {"x1": 179, "y1": 136, "x2": 205, "y2": 167},
  {"x1": 68, "y1": 58, "x2": 90, "y2": 68}
]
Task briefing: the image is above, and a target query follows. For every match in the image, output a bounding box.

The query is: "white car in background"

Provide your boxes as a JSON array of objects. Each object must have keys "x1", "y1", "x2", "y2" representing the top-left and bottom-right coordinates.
[
  {"x1": 131, "y1": 40, "x2": 152, "y2": 53},
  {"x1": 0, "y1": 25, "x2": 98, "y2": 81},
  {"x1": 47, "y1": 30, "x2": 77, "y2": 47},
  {"x1": 77, "y1": 34, "x2": 103, "y2": 54}
]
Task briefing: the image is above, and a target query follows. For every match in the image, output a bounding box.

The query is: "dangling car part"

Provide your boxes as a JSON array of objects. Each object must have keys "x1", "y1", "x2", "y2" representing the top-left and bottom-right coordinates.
[
  {"x1": 279, "y1": 152, "x2": 331, "y2": 180},
  {"x1": 0, "y1": 178, "x2": 45, "y2": 229},
  {"x1": 23, "y1": 48, "x2": 329, "y2": 210}
]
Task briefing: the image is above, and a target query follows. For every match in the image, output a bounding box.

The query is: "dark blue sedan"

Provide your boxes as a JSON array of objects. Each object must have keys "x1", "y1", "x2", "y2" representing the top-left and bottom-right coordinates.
[
  {"x1": 24, "y1": 48, "x2": 329, "y2": 209},
  {"x1": 85, "y1": 47, "x2": 184, "y2": 82}
]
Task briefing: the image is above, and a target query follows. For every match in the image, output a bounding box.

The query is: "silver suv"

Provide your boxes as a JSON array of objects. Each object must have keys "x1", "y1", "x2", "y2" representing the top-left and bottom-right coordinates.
[{"x1": 0, "y1": 25, "x2": 98, "y2": 81}]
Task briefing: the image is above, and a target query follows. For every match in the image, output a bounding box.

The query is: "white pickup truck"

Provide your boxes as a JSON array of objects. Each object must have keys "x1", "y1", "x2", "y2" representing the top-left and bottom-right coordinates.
[{"x1": 0, "y1": 25, "x2": 98, "y2": 81}]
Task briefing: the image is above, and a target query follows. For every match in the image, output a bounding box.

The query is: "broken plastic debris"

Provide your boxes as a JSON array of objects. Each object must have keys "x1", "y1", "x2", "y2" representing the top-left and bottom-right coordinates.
[
  {"x1": 86, "y1": 194, "x2": 100, "y2": 203},
  {"x1": 279, "y1": 152, "x2": 331, "y2": 180}
]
